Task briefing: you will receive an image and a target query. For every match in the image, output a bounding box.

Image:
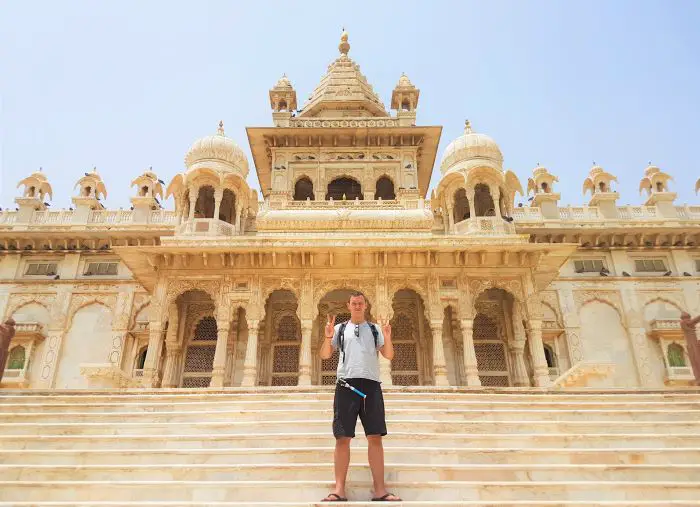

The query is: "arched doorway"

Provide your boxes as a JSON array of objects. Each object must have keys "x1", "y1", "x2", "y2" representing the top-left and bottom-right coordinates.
[
  {"x1": 474, "y1": 183, "x2": 495, "y2": 217},
  {"x1": 326, "y1": 177, "x2": 363, "y2": 201},
  {"x1": 390, "y1": 289, "x2": 428, "y2": 385},
  {"x1": 195, "y1": 185, "x2": 216, "y2": 218},
  {"x1": 182, "y1": 315, "x2": 218, "y2": 387},
  {"x1": 294, "y1": 177, "x2": 315, "y2": 201},
  {"x1": 473, "y1": 288, "x2": 513, "y2": 386},
  {"x1": 260, "y1": 289, "x2": 301, "y2": 386},
  {"x1": 374, "y1": 176, "x2": 396, "y2": 200},
  {"x1": 219, "y1": 189, "x2": 236, "y2": 223}
]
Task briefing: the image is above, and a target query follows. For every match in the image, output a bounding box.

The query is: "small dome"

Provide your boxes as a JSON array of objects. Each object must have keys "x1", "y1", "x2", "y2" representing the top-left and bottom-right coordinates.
[
  {"x1": 644, "y1": 163, "x2": 661, "y2": 177},
  {"x1": 439, "y1": 120, "x2": 503, "y2": 173},
  {"x1": 274, "y1": 74, "x2": 293, "y2": 89},
  {"x1": 397, "y1": 73, "x2": 413, "y2": 87},
  {"x1": 184, "y1": 121, "x2": 249, "y2": 178}
]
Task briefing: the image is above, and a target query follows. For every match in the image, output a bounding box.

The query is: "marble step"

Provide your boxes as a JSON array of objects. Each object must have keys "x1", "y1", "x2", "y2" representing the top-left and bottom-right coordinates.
[
  {"x1": 3, "y1": 446, "x2": 699, "y2": 466},
  {"x1": 2, "y1": 389, "x2": 700, "y2": 405},
  {"x1": 4, "y1": 432, "x2": 700, "y2": 450},
  {"x1": 3, "y1": 398, "x2": 700, "y2": 413},
  {"x1": 2, "y1": 462, "x2": 700, "y2": 482},
  {"x1": 1, "y1": 480, "x2": 698, "y2": 502},
  {"x1": 1, "y1": 503, "x2": 700, "y2": 507},
  {"x1": 5, "y1": 407, "x2": 698, "y2": 423},
  {"x1": 3, "y1": 419, "x2": 699, "y2": 436}
]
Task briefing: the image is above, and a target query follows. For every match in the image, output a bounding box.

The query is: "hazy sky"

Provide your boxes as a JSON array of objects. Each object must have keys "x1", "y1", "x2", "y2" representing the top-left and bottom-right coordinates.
[{"x1": 1, "y1": 1, "x2": 698, "y2": 210}]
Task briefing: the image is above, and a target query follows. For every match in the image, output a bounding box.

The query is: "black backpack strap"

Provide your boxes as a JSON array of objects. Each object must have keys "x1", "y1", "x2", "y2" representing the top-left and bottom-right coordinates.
[
  {"x1": 337, "y1": 321, "x2": 348, "y2": 364},
  {"x1": 369, "y1": 323, "x2": 379, "y2": 350}
]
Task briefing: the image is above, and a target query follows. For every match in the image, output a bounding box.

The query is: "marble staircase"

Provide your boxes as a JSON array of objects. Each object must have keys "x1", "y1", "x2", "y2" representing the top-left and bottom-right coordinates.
[{"x1": 1, "y1": 387, "x2": 700, "y2": 506}]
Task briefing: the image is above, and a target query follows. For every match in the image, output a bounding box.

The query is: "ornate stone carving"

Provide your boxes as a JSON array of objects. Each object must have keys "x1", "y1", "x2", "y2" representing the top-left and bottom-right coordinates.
[
  {"x1": 66, "y1": 293, "x2": 118, "y2": 329},
  {"x1": 469, "y1": 279, "x2": 523, "y2": 302},
  {"x1": 4, "y1": 293, "x2": 54, "y2": 320},
  {"x1": 573, "y1": 289, "x2": 623, "y2": 318},
  {"x1": 165, "y1": 279, "x2": 221, "y2": 308}
]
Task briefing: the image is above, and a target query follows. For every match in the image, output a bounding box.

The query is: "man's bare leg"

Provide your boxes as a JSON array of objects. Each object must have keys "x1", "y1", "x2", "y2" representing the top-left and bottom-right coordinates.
[
  {"x1": 331, "y1": 436, "x2": 351, "y2": 498},
  {"x1": 367, "y1": 434, "x2": 400, "y2": 500}
]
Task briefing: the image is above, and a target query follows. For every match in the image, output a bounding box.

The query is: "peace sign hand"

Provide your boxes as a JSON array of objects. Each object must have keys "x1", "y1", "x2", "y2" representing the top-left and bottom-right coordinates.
[
  {"x1": 325, "y1": 314, "x2": 336, "y2": 339},
  {"x1": 378, "y1": 316, "x2": 391, "y2": 341}
]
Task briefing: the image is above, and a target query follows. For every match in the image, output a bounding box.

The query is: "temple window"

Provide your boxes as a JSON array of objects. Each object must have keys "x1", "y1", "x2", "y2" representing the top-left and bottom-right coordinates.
[
  {"x1": 326, "y1": 177, "x2": 363, "y2": 200},
  {"x1": 667, "y1": 343, "x2": 685, "y2": 367},
  {"x1": 293, "y1": 177, "x2": 315, "y2": 201},
  {"x1": 634, "y1": 258, "x2": 667, "y2": 273},
  {"x1": 541, "y1": 182, "x2": 549, "y2": 193},
  {"x1": 598, "y1": 181, "x2": 607, "y2": 192},
  {"x1": 6, "y1": 346, "x2": 26, "y2": 370},
  {"x1": 656, "y1": 181, "x2": 664, "y2": 192},
  {"x1": 140, "y1": 185, "x2": 149, "y2": 196},
  {"x1": 573, "y1": 259, "x2": 606, "y2": 273},
  {"x1": 543, "y1": 344, "x2": 556, "y2": 368},
  {"x1": 374, "y1": 176, "x2": 395, "y2": 200}
]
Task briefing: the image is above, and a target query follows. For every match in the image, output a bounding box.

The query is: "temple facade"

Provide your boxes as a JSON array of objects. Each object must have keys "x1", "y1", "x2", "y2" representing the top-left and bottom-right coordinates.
[{"x1": 2, "y1": 32, "x2": 699, "y2": 391}]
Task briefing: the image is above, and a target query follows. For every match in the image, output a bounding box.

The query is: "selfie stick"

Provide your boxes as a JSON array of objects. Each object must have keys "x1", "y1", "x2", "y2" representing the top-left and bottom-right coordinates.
[{"x1": 338, "y1": 378, "x2": 367, "y2": 399}]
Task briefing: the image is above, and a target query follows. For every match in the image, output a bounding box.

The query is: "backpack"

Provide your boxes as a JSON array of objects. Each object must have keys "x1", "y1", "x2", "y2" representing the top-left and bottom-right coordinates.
[{"x1": 336, "y1": 321, "x2": 379, "y2": 364}]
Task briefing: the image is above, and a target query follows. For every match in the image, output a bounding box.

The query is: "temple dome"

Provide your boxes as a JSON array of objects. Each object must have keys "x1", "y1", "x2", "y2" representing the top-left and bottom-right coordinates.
[
  {"x1": 184, "y1": 121, "x2": 249, "y2": 178},
  {"x1": 439, "y1": 120, "x2": 503, "y2": 174}
]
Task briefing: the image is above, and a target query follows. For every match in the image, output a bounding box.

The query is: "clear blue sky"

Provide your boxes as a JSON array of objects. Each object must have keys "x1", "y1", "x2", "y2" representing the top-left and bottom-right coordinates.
[{"x1": 1, "y1": 1, "x2": 698, "y2": 210}]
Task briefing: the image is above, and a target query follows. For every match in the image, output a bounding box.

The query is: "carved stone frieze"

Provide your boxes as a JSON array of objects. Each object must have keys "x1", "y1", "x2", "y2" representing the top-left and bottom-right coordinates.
[
  {"x1": 165, "y1": 279, "x2": 221, "y2": 308},
  {"x1": 4, "y1": 293, "x2": 54, "y2": 320},
  {"x1": 66, "y1": 293, "x2": 118, "y2": 329},
  {"x1": 469, "y1": 279, "x2": 523, "y2": 302}
]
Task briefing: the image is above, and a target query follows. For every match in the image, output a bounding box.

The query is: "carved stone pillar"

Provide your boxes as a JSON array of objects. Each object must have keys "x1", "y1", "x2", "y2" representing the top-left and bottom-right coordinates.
[
  {"x1": 459, "y1": 318, "x2": 481, "y2": 386},
  {"x1": 430, "y1": 320, "x2": 449, "y2": 386},
  {"x1": 509, "y1": 341, "x2": 530, "y2": 387},
  {"x1": 241, "y1": 319, "x2": 260, "y2": 387},
  {"x1": 466, "y1": 189, "x2": 476, "y2": 219},
  {"x1": 225, "y1": 318, "x2": 238, "y2": 386},
  {"x1": 489, "y1": 185, "x2": 502, "y2": 218},
  {"x1": 161, "y1": 344, "x2": 182, "y2": 388},
  {"x1": 213, "y1": 188, "x2": 223, "y2": 223},
  {"x1": 298, "y1": 319, "x2": 313, "y2": 385},
  {"x1": 446, "y1": 205, "x2": 454, "y2": 233},
  {"x1": 210, "y1": 321, "x2": 229, "y2": 388},
  {"x1": 528, "y1": 320, "x2": 551, "y2": 387},
  {"x1": 142, "y1": 320, "x2": 165, "y2": 387},
  {"x1": 188, "y1": 185, "x2": 198, "y2": 222}
]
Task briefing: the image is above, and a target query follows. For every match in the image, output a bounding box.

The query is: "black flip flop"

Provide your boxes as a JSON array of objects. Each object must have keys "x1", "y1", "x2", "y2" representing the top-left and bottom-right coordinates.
[
  {"x1": 372, "y1": 493, "x2": 402, "y2": 501},
  {"x1": 321, "y1": 493, "x2": 348, "y2": 502}
]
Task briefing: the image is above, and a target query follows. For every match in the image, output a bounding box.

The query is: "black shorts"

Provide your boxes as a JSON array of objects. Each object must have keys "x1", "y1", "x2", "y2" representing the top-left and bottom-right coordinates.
[{"x1": 333, "y1": 378, "x2": 387, "y2": 438}]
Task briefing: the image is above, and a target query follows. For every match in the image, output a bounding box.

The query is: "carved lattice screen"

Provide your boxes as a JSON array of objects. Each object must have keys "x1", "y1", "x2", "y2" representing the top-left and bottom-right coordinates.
[
  {"x1": 271, "y1": 314, "x2": 301, "y2": 386},
  {"x1": 182, "y1": 316, "x2": 217, "y2": 388},
  {"x1": 391, "y1": 313, "x2": 420, "y2": 385},
  {"x1": 473, "y1": 313, "x2": 510, "y2": 387}
]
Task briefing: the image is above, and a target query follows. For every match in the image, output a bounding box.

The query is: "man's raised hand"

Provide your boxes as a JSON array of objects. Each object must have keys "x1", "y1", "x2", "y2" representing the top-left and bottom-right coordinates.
[
  {"x1": 379, "y1": 316, "x2": 391, "y2": 341},
  {"x1": 325, "y1": 314, "x2": 336, "y2": 339}
]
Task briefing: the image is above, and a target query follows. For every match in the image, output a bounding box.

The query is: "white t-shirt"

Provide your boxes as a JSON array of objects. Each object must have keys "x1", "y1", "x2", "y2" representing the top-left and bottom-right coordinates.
[{"x1": 331, "y1": 320, "x2": 385, "y2": 382}]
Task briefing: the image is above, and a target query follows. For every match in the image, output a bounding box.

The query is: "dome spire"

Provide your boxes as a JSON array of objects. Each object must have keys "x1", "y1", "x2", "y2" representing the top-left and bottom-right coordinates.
[
  {"x1": 464, "y1": 119, "x2": 472, "y2": 134},
  {"x1": 339, "y1": 28, "x2": 350, "y2": 56},
  {"x1": 217, "y1": 120, "x2": 225, "y2": 136}
]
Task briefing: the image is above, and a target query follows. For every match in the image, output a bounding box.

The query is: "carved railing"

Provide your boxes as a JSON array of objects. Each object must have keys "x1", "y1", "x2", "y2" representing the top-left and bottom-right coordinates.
[
  {"x1": 31, "y1": 210, "x2": 75, "y2": 225},
  {"x1": 550, "y1": 361, "x2": 616, "y2": 388},
  {"x1": 454, "y1": 216, "x2": 516, "y2": 236},
  {"x1": 511, "y1": 207, "x2": 543, "y2": 221},
  {"x1": 649, "y1": 318, "x2": 680, "y2": 331},
  {"x1": 0, "y1": 211, "x2": 17, "y2": 225},
  {"x1": 512, "y1": 204, "x2": 700, "y2": 225},
  {"x1": 88, "y1": 210, "x2": 134, "y2": 224},
  {"x1": 177, "y1": 218, "x2": 236, "y2": 236},
  {"x1": 559, "y1": 206, "x2": 601, "y2": 220},
  {"x1": 264, "y1": 198, "x2": 422, "y2": 211},
  {"x1": 149, "y1": 209, "x2": 178, "y2": 224}
]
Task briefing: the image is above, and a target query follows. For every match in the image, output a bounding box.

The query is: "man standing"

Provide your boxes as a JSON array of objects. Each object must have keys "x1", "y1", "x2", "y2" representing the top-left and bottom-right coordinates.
[
  {"x1": 0, "y1": 318, "x2": 17, "y2": 383},
  {"x1": 680, "y1": 312, "x2": 700, "y2": 386},
  {"x1": 319, "y1": 291, "x2": 401, "y2": 502}
]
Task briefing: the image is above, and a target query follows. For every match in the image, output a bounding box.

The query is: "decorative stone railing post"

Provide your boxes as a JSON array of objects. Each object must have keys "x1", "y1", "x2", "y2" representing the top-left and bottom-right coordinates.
[
  {"x1": 528, "y1": 319, "x2": 551, "y2": 387},
  {"x1": 241, "y1": 319, "x2": 260, "y2": 387},
  {"x1": 210, "y1": 321, "x2": 230, "y2": 388},
  {"x1": 298, "y1": 319, "x2": 313, "y2": 385},
  {"x1": 459, "y1": 318, "x2": 481, "y2": 386},
  {"x1": 430, "y1": 320, "x2": 449, "y2": 386},
  {"x1": 466, "y1": 189, "x2": 476, "y2": 219},
  {"x1": 213, "y1": 188, "x2": 223, "y2": 223}
]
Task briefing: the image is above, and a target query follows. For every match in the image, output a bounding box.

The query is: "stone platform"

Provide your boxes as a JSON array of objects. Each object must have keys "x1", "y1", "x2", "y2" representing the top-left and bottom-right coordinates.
[{"x1": 1, "y1": 386, "x2": 699, "y2": 505}]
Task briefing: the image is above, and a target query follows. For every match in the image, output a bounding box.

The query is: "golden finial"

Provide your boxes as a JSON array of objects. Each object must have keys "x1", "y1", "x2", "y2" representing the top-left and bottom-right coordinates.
[
  {"x1": 217, "y1": 120, "x2": 225, "y2": 136},
  {"x1": 464, "y1": 119, "x2": 472, "y2": 134},
  {"x1": 38, "y1": 167, "x2": 43, "y2": 172},
  {"x1": 339, "y1": 29, "x2": 350, "y2": 55},
  {"x1": 92, "y1": 166, "x2": 98, "y2": 173}
]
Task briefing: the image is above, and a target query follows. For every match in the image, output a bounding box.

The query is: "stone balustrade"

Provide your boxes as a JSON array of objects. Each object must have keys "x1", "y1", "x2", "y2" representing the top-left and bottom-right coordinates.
[{"x1": 177, "y1": 218, "x2": 237, "y2": 236}]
